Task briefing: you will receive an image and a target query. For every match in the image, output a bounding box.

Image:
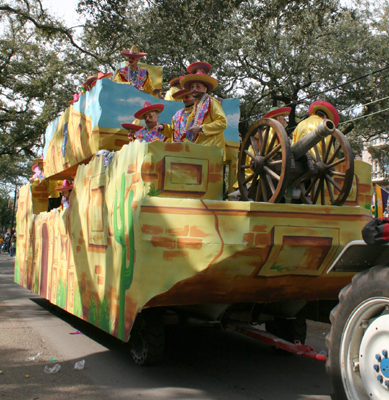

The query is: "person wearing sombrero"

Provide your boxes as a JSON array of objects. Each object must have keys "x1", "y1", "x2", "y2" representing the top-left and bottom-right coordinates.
[
  {"x1": 133, "y1": 101, "x2": 168, "y2": 143},
  {"x1": 55, "y1": 179, "x2": 73, "y2": 210},
  {"x1": 292, "y1": 100, "x2": 339, "y2": 157},
  {"x1": 186, "y1": 62, "x2": 212, "y2": 75},
  {"x1": 164, "y1": 76, "x2": 184, "y2": 101},
  {"x1": 180, "y1": 71, "x2": 227, "y2": 155},
  {"x1": 29, "y1": 157, "x2": 45, "y2": 183},
  {"x1": 113, "y1": 45, "x2": 162, "y2": 98},
  {"x1": 159, "y1": 89, "x2": 196, "y2": 142},
  {"x1": 121, "y1": 119, "x2": 143, "y2": 142}
]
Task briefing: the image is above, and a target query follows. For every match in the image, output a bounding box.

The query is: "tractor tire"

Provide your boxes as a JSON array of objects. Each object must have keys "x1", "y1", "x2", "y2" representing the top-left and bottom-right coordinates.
[
  {"x1": 130, "y1": 310, "x2": 165, "y2": 366},
  {"x1": 326, "y1": 266, "x2": 389, "y2": 400}
]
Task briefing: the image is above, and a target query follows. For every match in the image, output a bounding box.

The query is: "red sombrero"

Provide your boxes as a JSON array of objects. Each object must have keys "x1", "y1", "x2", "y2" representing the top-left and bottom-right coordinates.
[
  {"x1": 84, "y1": 72, "x2": 113, "y2": 89},
  {"x1": 121, "y1": 45, "x2": 147, "y2": 58},
  {"x1": 172, "y1": 89, "x2": 191, "y2": 100},
  {"x1": 187, "y1": 62, "x2": 212, "y2": 75},
  {"x1": 31, "y1": 164, "x2": 40, "y2": 173},
  {"x1": 55, "y1": 179, "x2": 73, "y2": 191},
  {"x1": 121, "y1": 119, "x2": 143, "y2": 131},
  {"x1": 134, "y1": 101, "x2": 164, "y2": 120},
  {"x1": 180, "y1": 72, "x2": 218, "y2": 92},
  {"x1": 169, "y1": 76, "x2": 181, "y2": 87},
  {"x1": 262, "y1": 107, "x2": 291, "y2": 119},
  {"x1": 309, "y1": 101, "x2": 339, "y2": 127},
  {"x1": 31, "y1": 156, "x2": 44, "y2": 171}
]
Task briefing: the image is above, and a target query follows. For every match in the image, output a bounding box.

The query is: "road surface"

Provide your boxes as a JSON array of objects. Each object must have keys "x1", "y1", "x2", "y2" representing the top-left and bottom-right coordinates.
[{"x1": 0, "y1": 255, "x2": 333, "y2": 399}]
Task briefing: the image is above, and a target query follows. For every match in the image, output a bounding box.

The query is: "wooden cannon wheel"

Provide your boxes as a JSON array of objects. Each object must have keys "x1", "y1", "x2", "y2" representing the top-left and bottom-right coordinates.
[
  {"x1": 296, "y1": 129, "x2": 354, "y2": 206},
  {"x1": 238, "y1": 118, "x2": 291, "y2": 202}
]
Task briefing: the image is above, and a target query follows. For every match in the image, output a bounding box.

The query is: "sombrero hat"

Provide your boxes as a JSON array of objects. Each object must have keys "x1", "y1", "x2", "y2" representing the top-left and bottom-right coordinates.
[
  {"x1": 309, "y1": 101, "x2": 339, "y2": 127},
  {"x1": 180, "y1": 72, "x2": 218, "y2": 92},
  {"x1": 187, "y1": 62, "x2": 212, "y2": 75},
  {"x1": 121, "y1": 119, "x2": 143, "y2": 131},
  {"x1": 121, "y1": 45, "x2": 147, "y2": 58},
  {"x1": 134, "y1": 101, "x2": 164, "y2": 120},
  {"x1": 172, "y1": 89, "x2": 191, "y2": 100},
  {"x1": 262, "y1": 107, "x2": 291, "y2": 119},
  {"x1": 68, "y1": 93, "x2": 80, "y2": 104},
  {"x1": 31, "y1": 164, "x2": 41, "y2": 173},
  {"x1": 84, "y1": 72, "x2": 113, "y2": 90},
  {"x1": 169, "y1": 76, "x2": 181, "y2": 87},
  {"x1": 55, "y1": 179, "x2": 73, "y2": 191}
]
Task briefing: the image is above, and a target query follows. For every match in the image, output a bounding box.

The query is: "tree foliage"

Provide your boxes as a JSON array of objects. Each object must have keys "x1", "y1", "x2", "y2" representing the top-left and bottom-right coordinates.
[{"x1": 1, "y1": 0, "x2": 388, "y2": 180}]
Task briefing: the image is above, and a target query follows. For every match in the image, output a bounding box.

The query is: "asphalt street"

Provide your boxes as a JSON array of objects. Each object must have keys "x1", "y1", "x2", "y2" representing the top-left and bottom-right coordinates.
[{"x1": 0, "y1": 254, "x2": 334, "y2": 399}]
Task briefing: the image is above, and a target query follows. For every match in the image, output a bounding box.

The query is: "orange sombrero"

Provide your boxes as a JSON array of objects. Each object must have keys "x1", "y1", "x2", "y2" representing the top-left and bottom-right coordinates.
[
  {"x1": 187, "y1": 62, "x2": 212, "y2": 74},
  {"x1": 309, "y1": 101, "x2": 339, "y2": 127},
  {"x1": 180, "y1": 72, "x2": 218, "y2": 92},
  {"x1": 172, "y1": 89, "x2": 191, "y2": 100},
  {"x1": 121, "y1": 119, "x2": 143, "y2": 131},
  {"x1": 134, "y1": 101, "x2": 164, "y2": 120},
  {"x1": 262, "y1": 107, "x2": 291, "y2": 119},
  {"x1": 121, "y1": 45, "x2": 147, "y2": 58},
  {"x1": 56, "y1": 179, "x2": 73, "y2": 191}
]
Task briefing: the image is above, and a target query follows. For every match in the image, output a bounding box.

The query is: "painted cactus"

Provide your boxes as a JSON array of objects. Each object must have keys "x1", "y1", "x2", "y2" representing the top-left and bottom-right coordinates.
[{"x1": 113, "y1": 172, "x2": 135, "y2": 340}]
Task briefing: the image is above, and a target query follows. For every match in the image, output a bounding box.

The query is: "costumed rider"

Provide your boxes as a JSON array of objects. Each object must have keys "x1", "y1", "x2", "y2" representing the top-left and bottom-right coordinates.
[
  {"x1": 164, "y1": 76, "x2": 183, "y2": 101},
  {"x1": 113, "y1": 45, "x2": 162, "y2": 99},
  {"x1": 29, "y1": 157, "x2": 45, "y2": 183},
  {"x1": 121, "y1": 119, "x2": 143, "y2": 142},
  {"x1": 133, "y1": 101, "x2": 168, "y2": 143},
  {"x1": 292, "y1": 100, "x2": 339, "y2": 157},
  {"x1": 187, "y1": 61, "x2": 212, "y2": 75},
  {"x1": 180, "y1": 69, "x2": 227, "y2": 157},
  {"x1": 55, "y1": 179, "x2": 73, "y2": 210},
  {"x1": 159, "y1": 89, "x2": 195, "y2": 142}
]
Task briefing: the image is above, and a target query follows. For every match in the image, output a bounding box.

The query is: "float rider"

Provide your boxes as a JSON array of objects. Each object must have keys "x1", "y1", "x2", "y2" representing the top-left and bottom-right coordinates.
[
  {"x1": 159, "y1": 89, "x2": 196, "y2": 142},
  {"x1": 292, "y1": 100, "x2": 339, "y2": 157},
  {"x1": 55, "y1": 179, "x2": 73, "y2": 210},
  {"x1": 113, "y1": 45, "x2": 162, "y2": 99},
  {"x1": 180, "y1": 70, "x2": 227, "y2": 157},
  {"x1": 164, "y1": 76, "x2": 183, "y2": 101},
  {"x1": 133, "y1": 101, "x2": 168, "y2": 143},
  {"x1": 121, "y1": 119, "x2": 143, "y2": 142}
]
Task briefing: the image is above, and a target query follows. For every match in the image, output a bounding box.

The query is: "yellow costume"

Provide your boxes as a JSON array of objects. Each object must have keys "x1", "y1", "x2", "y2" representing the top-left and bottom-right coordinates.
[
  {"x1": 161, "y1": 105, "x2": 194, "y2": 142},
  {"x1": 113, "y1": 64, "x2": 158, "y2": 98},
  {"x1": 292, "y1": 115, "x2": 332, "y2": 158},
  {"x1": 186, "y1": 95, "x2": 227, "y2": 157},
  {"x1": 164, "y1": 87, "x2": 181, "y2": 101}
]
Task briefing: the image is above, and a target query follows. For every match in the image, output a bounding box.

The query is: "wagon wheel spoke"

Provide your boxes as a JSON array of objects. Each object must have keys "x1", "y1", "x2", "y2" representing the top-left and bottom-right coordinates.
[
  {"x1": 241, "y1": 164, "x2": 251, "y2": 169},
  {"x1": 326, "y1": 177, "x2": 335, "y2": 204},
  {"x1": 312, "y1": 179, "x2": 321, "y2": 204},
  {"x1": 255, "y1": 176, "x2": 263, "y2": 201},
  {"x1": 261, "y1": 176, "x2": 268, "y2": 202},
  {"x1": 323, "y1": 135, "x2": 335, "y2": 163},
  {"x1": 264, "y1": 166, "x2": 280, "y2": 181},
  {"x1": 266, "y1": 130, "x2": 278, "y2": 154},
  {"x1": 250, "y1": 136, "x2": 259, "y2": 156},
  {"x1": 244, "y1": 149, "x2": 255, "y2": 159},
  {"x1": 326, "y1": 158, "x2": 346, "y2": 169},
  {"x1": 248, "y1": 173, "x2": 259, "y2": 198},
  {"x1": 256, "y1": 129, "x2": 263, "y2": 153},
  {"x1": 327, "y1": 143, "x2": 341, "y2": 165},
  {"x1": 320, "y1": 178, "x2": 326, "y2": 205},
  {"x1": 330, "y1": 171, "x2": 346, "y2": 177},
  {"x1": 261, "y1": 126, "x2": 270, "y2": 156},
  {"x1": 326, "y1": 174, "x2": 342, "y2": 193},
  {"x1": 242, "y1": 172, "x2": 255, "y2": 186},
  {"x1": 266, "y1": 173, "x2": 276, "y2": 195},
  {"x1": 267, "y1": 160, "x2": 283, "y2": 166},
  {"x1": 314, "y1": 145, "x2": 321, "y2": 162},
  {"x1": 264, "y1": 143, "x2": 282, "y2": 162},
  {"x1": 305, "y1": 177, "x2": 318, "y2": 196}
]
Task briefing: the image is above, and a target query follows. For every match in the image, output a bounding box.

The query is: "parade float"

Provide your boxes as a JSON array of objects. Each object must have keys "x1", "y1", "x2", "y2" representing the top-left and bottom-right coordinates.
[{"x1": 14, "y1": 71, "x2": 389, "y2": 400}]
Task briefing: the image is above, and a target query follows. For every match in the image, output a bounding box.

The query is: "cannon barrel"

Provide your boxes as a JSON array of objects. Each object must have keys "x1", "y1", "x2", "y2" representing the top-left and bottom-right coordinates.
[{"x1": 291, "y1": 119, "x2": 335, "y2": 161}]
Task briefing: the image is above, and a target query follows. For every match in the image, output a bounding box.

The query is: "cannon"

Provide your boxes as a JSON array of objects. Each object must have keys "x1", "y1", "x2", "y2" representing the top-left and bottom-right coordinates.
[{"x1": 237, "y1": 118, "x2": 354, "y2": 205}]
